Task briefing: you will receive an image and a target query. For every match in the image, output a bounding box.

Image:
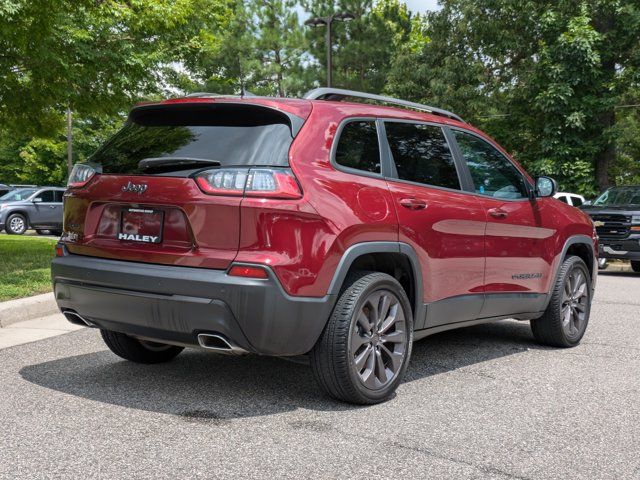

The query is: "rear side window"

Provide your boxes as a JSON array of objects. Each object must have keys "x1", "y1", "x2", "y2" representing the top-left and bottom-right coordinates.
[
  {"x1": 54, "y1": 191, "x2": 64, "y2": 202},
  {"x1": 385, "y1": 122, "x2": 460, "y2": 190},
  {"x1": 90, "y1": 104, "x2": 297, "y2": 175},
  {"x1": 572, "y1": 196, "x2": 583, "y2": 207},
  {"x1": 34, "y1": 190, "x2": 55, "y2": 202},
  {"x1": 334, "y1": 121, "x2": 381, "y2": 174}
]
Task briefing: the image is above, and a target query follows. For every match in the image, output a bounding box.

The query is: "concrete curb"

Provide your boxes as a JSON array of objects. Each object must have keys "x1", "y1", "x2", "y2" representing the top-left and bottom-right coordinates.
[{"x1": 0, "y1": 292, "x2": 59, "y2": 328}]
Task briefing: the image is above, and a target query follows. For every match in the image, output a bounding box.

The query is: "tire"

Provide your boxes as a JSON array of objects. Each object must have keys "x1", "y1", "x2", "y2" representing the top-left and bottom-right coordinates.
[
  {"x1": 531, "y1": 256, "x2": 592, "y2": 348},
  {"x1": 631, "y1": 261, "x2": 640, "y2": 273},
  {"x1": 35, "y1": 229, "x2": 49, "y2": 235},
  {"x1": 310, "y1": 271, "x2": 414, "y2": 405},
  {"x1": 100, "y1": 329, "x2": 184, "y2": 364},
  {"x1": 5, "y1": 213, "x2": 28, "y2": 235},
  {"x1": 51, "y1": 229, "x2": 63, "y2": 237}
]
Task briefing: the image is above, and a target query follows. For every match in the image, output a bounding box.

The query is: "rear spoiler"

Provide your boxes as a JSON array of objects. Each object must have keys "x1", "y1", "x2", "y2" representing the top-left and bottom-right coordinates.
[{"x1": 129, "y1": 102, "x2": 306, "y2": 137}]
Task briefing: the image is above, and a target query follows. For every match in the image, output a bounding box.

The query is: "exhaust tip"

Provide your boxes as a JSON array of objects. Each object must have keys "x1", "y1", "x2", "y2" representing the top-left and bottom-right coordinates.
[
  {"x1": 197, "y1": 333, "x2": 248, "y2": 355},
  {"x1": 63, "y1": 310, "x2": 95, "y2": 327}
]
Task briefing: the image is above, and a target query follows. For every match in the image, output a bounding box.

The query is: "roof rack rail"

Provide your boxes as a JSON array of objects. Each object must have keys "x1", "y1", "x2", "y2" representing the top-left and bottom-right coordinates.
[
  {"x1": 303, "y1": 88, "x2": 464, "y2": 123},
  {"x1": 184, "y1": 92, "x2": 224, "y2": 98}
]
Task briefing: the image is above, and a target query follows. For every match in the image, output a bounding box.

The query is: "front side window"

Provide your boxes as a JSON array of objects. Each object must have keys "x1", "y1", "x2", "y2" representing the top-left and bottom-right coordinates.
[
  {"x1": 453, "y1": 130, "x2": 528, "y2": 199},
  {"x1": 334, "y1": 121, "x2": 381, "y2": 174},
  {"x1": 385, "y1": 122, "x2": 460, "y2": 189}
]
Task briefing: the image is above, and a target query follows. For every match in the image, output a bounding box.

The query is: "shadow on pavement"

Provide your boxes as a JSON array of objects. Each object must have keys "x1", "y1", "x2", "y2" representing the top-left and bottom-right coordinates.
[
  {"x1": 20, "y1": 320, "x2": 539, "y2": 419},
  {"x1": 598, "y1": 270, "x2": 640, "y2": 277}
]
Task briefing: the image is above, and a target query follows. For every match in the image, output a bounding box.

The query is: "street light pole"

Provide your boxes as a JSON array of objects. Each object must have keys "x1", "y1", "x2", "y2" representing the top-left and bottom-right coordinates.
[
  {"x1": 326, "y1": 17, "x2": 333, "y2": 87},
  {"x1": 305, "y1": 12, "x2": 355, "y2": 88},
  {"x1": 66, "y1": 107, "x2": 73, "y2": 178}
]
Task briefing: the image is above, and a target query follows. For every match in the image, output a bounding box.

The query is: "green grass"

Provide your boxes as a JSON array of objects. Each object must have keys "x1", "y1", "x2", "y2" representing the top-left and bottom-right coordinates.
[{"x1": 0, "y1": 235, "x2": 57, "y2": 301}]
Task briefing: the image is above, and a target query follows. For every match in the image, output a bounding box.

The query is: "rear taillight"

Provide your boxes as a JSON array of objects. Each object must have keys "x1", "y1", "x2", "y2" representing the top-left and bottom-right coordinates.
[
  {"x1": 67, "y1": 163, "x2": 98, "y2": 188},
  {"x1": 195, "y1": 168, "x2": 302, "y2": 199},
  {"x1": 195, "y1": 168, "x2": 248, "y2": 196}
]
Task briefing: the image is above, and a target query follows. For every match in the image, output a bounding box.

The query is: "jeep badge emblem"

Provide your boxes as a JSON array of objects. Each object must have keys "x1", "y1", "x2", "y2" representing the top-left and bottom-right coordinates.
[{"x1": 122, "y1": 181, "x2": 148, "y2": 195}]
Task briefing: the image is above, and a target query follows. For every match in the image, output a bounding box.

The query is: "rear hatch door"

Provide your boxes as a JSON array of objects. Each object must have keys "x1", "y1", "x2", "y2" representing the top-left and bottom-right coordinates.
[{"x1": 63, "y1": 101, "x2": 305, "y2": 269}]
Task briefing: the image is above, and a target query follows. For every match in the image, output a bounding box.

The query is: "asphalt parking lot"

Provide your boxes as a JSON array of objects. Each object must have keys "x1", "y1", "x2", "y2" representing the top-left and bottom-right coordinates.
[{"x1": 1, "y1": 271, "x2": 639, "y2": 479}]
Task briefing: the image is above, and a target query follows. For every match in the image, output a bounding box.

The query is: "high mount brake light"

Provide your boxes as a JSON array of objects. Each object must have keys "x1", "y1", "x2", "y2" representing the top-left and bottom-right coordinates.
[
  {"x1": 68, "y1": 163, "x2": 98, "y2": 188},
  {"x1": 195, "y1": 168, "x2": 302, "y2": 199}
]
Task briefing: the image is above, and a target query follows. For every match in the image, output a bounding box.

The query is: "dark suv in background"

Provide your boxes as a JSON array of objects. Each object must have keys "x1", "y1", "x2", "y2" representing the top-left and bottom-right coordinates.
[
  {"x1": 0, "y1": 187, "x2": 65, "y2": 235},
  {"x1": 581, "y1": 185, "x2": 640, "y2": 272},
  {"x1": 52, "y1": 88, "x2": 597, "y2": 404}
]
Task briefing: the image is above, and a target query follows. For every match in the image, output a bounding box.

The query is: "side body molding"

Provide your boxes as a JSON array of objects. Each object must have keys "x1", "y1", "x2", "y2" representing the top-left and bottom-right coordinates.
[{"x1": 326, "y1": 242, "x2": 426, "y2": 327}]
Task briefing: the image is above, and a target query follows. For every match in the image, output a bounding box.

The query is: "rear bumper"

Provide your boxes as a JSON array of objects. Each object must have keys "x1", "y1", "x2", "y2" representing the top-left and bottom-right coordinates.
[
  {"x1": 51, "y1": 254, "x2": 335, "y2": 356},
  {"x1": 599, "y1": 236, "x2": 640, "y2": 260}
]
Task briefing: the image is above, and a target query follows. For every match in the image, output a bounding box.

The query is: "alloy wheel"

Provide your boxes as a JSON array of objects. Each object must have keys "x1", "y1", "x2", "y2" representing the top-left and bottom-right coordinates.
[
  {"x1": 351, "y1": 289, "x2": 407, "y2": 389},
  {"x1": 9, "y1": 216, "x2": 25, "y2": 234},
  {"x1": 561, "y1": 268, "x2": 588, "y2": 337}
]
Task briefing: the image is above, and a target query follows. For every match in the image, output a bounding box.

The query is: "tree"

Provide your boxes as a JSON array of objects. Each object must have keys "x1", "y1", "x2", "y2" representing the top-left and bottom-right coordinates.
[
  {"x1": 0, "y1": 0, "x2": 231, "y2": 135},
  {"x1": 185, "y1": 0, "x2": 256, "y2": 94},
  {"x1": 302, "y1": 0, "x2": 413, "y2": 92},
  {"x1": 188, "y1": 0, "x2": 307, "y2": 97},
  {"x1": 0, "y1": 115, "x2": 124, "y2": 186},
  {"x1": 250, "y1": 0, "x2": 307, "y2": 96}
]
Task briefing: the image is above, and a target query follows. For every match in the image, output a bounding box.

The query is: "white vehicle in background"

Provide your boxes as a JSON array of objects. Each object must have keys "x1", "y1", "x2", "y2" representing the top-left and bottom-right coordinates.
[{"x1": 554, "y1": 192, "x2": 586, "y2": 207}]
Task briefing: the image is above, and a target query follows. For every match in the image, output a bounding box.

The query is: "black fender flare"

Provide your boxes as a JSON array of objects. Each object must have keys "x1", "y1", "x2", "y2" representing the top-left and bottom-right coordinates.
[
  {"x1": 542, "y1": 234, "x2": 597, "y2": 310},
  {"x1": 326, "y1": 241, "x2": 426, "y2": 326}
]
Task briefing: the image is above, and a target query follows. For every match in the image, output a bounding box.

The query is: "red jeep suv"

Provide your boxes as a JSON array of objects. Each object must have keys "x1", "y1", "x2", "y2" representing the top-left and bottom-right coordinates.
[{"x1": 52, "y1": 88, "x2": 598, "y2": 404}]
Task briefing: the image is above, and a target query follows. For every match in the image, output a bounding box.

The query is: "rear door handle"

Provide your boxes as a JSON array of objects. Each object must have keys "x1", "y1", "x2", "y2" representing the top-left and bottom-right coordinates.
[
  {"x1": 399, "y1": 198, "x2": 427, "y2": 210},
  {"x1": 488, "y1": 207, "x2": 508, "y2": 219}
]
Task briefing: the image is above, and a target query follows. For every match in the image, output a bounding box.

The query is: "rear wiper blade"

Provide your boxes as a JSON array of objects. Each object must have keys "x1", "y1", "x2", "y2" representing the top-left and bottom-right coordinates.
[{"x1": 138, "y1": 157, "x2": 221, "y2": 173}]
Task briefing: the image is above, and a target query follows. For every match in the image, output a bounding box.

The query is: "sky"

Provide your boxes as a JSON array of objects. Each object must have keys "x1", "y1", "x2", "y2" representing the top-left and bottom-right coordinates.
[{"x1": 402, "y1": 0, "x2": 440, "y2": 13}]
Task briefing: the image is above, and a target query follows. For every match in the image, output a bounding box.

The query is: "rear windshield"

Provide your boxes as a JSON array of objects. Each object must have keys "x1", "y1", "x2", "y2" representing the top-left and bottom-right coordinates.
[{"x1": 90, "y1": 103, "x2": 297, "y2": 175}]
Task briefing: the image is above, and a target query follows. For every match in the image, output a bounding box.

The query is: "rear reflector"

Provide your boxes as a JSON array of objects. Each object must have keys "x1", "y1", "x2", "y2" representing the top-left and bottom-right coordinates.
[
  {"x1": 228, "y1": 265, "x2": 269, "y2": 279},
  {"x1": 195, "y1": 168, "x2": 301, "y2": 199},
  {"x1": 55, "y1": 245, "x2": 66, "y2": 257}
]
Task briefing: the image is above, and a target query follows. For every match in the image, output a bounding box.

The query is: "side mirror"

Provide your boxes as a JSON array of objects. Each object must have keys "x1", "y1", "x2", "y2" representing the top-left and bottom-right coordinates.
[
  {"x1": 32, "y1": 197, "x2": 42, "y2": 203},
  {"x1": 582, "y1": 200, "x2": 592, "y2": 206},
  {"x1": 535, "y1": 176, "x2": 557, "y2": 198}
]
